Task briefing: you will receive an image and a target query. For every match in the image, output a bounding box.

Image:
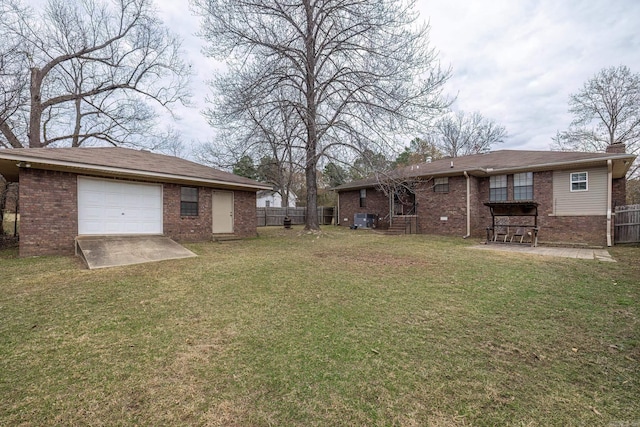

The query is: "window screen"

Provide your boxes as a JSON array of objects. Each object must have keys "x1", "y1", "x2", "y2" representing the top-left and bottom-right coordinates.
[
  {"x1": 514, "y1": 172, "x2": 533, "y2": 200},
  {"x1": 570, "y1": 172, "x2": 588, "y2": 191},
  {"x1": 434, "y1": 177, "x2": 449, "y2": 193},
  {"x1": 489, "y1": 175, "x2": 507, "y2": 201},
  {"x1": 181, "y1": 187, "x2": 199, "y2": 216}
]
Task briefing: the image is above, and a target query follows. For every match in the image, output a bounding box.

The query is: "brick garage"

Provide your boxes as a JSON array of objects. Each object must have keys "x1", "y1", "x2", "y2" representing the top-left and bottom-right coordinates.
[{"x1": 0, "y1": 147, "x2": 271, "y2": 257}]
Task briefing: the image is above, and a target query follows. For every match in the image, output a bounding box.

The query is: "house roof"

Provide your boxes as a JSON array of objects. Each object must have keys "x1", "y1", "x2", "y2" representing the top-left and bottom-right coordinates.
[
  {"x1": 0, "y1": 147, "x2": 273, "y2": 191},
  {"x1": 333, "y1": 149, "x2": 636, "y2": 191}
]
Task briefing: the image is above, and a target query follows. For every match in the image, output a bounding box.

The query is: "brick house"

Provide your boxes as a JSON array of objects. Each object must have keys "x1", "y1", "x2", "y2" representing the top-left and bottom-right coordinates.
[
  {"x1": 0, "y1": 147, "x2": 272, "y2": 256},
  {"x1": 334, "y1": 144, "x2": 635, "y2": 247}
]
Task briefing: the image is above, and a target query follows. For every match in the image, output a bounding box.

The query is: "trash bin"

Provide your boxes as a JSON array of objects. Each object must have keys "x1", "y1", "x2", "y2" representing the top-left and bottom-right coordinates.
[{"x1": 283, "y1": 216, "x2": 292, "y2": 229}]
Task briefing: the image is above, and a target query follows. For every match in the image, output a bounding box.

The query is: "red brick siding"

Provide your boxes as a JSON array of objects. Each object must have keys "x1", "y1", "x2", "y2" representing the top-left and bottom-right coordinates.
[
  {"x1": 612, "y1": 178, "x2": 626, "y2": 209},
  {"x1": 477, "y1": 171, "x2": 610, "y2": 246},
  {"x1": 234, "y1": 190, "x2": 258, "y2": 237},
  {"x1": 338, "y1": 188, "x2": 389, "y2": 228},
  {"x1": 18, "y1": 171, "x2": 260, "y2": 256},
  {"x1": 415, "y1": 176, "x2": 468, "y2": 236},
  {"x1": 19, "y1": 169, "x2": 78, "y2": 256},
  {"x1": 338, "y1": 169, "x2": 624, "y2": 246},
  {"x1": 163, "y1": 184, "x2": 213, "y2": 242}
]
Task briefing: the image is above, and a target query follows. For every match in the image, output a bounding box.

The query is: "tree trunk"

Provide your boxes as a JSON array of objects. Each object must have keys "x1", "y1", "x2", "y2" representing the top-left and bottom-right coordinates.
[
  {"x1": 303, "y1": 0, "x2": 319, "y2": 230},
  {"x1": 72, "y1": 96, "x2": 82, "y2": 147},
  {"x1": 305, "y1": 149, "x2": 319, "y2": 230},
  {"x1": 28, "y1": 68, "x2": 43, "y2": 148},
  {"x1": 0, "y1": 122, "x2": 22, "y2": 148}
]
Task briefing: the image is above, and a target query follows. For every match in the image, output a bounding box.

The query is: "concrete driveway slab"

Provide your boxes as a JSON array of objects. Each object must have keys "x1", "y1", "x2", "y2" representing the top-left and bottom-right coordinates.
[{"x1": 76, "y1": 235, "x2": 196, "y2": 269}]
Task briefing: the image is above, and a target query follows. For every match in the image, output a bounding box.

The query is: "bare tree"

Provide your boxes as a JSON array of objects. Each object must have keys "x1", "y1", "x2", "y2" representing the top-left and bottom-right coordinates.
[
  {"x1": 197, "y1": 81, "x2": 306, "y2": 207},
  {"x1": 431, "y1": 111, "x2": 507, "y2": 158},
  {"x1": 193, "y1": 0, "x2": 451, "y2": 230},
  {"x1": 0, "y1": 0, "x2": 191, "y2": 149},
  {"x1": 553, "y1": 65, "x2": 640, "y2": 177}
]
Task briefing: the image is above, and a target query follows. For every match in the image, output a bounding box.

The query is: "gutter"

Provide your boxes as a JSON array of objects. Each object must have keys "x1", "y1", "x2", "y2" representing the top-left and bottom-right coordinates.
[
  {"x1": 463, "y1": 171, "x2": 471, "y2": 238},
  {"x1": 607, "y1": 159, "x2": 613, "y2": 247},
  {"x1": 333, "y1": 156, "x2": 636, "y2": 192}
]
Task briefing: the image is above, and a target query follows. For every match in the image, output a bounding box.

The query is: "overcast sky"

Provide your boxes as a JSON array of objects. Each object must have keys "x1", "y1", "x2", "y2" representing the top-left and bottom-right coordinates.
[
  {"x1": 155, "y1": 0, "x2": 640, "y2": 154},
  {"x1": 27, "y1": 0, "x2": 640, "y2": 154}
]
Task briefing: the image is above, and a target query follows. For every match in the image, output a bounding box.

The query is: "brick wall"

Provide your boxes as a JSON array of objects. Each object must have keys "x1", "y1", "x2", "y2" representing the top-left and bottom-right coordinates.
[
  {"x1": 19, "y1": 169, "x2": 77, "y2": 256},
  {"x1": 338, "y1": 188, "x2": 389, "y2": 228},
  {"x1": 234, "y1": 190, "x2": 258, "y2": 237},
  {"x1": 18, "y1": 171, "x2": 260, "y2": 256},
  {"x1": 164, "y1": 186, "x2": 258, "y2": 241},
  {"x1": 338, "y1": 169, "x2": 622, "y2": 246},
  {"x1": 415, "y1": 176, "x2": 468, "y2": 236},
  {"x1": 163, "y1": 183, "x2": 213, "y2": 242},
  {"x1": 477, "y1": 171, "x2": 611, "y2": 246}
]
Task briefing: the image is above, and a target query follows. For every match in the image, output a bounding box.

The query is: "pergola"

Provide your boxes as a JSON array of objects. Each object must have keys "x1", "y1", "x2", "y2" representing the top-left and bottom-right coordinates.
[{"x1": 484, "y1": 201, "x2": 539, "y2": 247}]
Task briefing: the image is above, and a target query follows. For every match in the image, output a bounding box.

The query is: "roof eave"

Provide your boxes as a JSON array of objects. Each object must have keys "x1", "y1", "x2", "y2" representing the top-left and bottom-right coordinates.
[
  {"x1": 2, "y1": 153, "x2": 272, "y2": 191},
  {"x1": 481, "y1": 154, "x2": 636, "y2": 178},
  {"x1": 334, "y1": 153, "x2": 636, "y2": 190}
]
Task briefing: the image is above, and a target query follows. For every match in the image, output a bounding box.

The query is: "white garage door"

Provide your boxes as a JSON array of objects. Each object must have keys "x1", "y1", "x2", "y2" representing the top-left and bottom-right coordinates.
[{"x1": 78, "y1": 177, "x2": 163, "y2": 235}]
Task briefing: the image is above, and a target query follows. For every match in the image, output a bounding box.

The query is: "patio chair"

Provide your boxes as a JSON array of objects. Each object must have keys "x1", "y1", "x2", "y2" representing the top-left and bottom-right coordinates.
[
  {"x1": 493, "y1": 226, "x2": 509, "y2": 242},
  {"x1": 510, "y1": 227, "x2": 525, "y2": 243}
]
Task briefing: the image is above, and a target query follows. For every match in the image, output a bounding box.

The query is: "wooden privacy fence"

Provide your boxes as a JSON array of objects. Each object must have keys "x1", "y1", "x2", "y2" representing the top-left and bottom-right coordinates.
[
  {"x1": 257, "y1": 207, "x2": 335, "y2": 227},
  {"x1": 615, "y1": 204, "x2": 640, "y2": 244}
]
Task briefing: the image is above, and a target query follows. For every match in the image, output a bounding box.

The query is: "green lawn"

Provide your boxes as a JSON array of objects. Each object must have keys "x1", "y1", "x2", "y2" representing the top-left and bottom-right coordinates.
[{"x1": 1, "y1": 227, "x2": 638, "y2": 426}]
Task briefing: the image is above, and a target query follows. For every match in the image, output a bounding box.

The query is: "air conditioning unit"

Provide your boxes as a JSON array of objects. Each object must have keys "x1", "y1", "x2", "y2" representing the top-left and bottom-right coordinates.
[{"x1": 354, "y1": 213, "x2": 376, "y2": 229}]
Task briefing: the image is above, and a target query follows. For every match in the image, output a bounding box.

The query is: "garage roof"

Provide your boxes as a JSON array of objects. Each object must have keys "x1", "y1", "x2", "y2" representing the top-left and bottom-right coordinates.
[{"x1": 0, "y1": 147, "x2": 272, "y2": 191}]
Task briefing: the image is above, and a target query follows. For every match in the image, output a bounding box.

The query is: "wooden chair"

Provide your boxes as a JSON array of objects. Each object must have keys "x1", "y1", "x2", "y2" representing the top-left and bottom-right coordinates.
[
  {"x1": 510, "y1": 227, "x2": 525, "y2": 243},
  {"x1": 494, "y1": 226, "x2": 509, "y2": 242}
]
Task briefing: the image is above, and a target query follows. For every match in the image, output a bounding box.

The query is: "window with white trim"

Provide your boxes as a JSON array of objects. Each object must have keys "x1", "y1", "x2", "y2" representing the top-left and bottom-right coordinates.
[
  {"x1": 514, "y1": 172, "x2": 533, "y2": 200},
  {"x1": 489, "y1": 175, "x2": 507, "y2": 201},
  {"x1": 433, "y1": 177, "x2": 449, "y2": 193},
  {"x1": 570, "y1": 172, "x2": 588, "y2": 192}
]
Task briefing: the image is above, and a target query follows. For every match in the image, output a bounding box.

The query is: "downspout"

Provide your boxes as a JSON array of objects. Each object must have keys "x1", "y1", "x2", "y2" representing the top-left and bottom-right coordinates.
[
  {"x1": 463, "y1": 171, "x2": 471, "y2": 238},
  {"x1": 336, "y1": 191, "x2": 340, "y2": 226},
  {"x1": 606, "y1": 159, "x2": 613, "y2": 247},
  {"x1": 389, "y1": 190, "x2": 393, "y2": 226}
]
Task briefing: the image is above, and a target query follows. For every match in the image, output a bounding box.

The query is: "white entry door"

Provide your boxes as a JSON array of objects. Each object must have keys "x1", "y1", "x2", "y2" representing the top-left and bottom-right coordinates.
[
  {"x1": 212, "y1": 191, "x2": 234, "y2": 233},
  {"x1": 77, "y1": 177, "x2": 163, "y2": 235}
]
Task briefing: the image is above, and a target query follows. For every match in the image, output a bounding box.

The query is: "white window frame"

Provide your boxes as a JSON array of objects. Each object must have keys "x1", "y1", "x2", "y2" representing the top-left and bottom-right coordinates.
[
  {"x1": 570, "y1": 172, "x2": 588, "y2": 192},
  {"x1": 489, "y1": 175, "x2": 508, "y2": 201},
  {"x1": 513, "y1": 172, "x2": 533, "y2": 200}
]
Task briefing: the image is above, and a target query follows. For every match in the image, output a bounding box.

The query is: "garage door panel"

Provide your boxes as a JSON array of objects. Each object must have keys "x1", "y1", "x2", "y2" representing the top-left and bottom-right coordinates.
[{"x1": 78, "y1": 177, "x2": 163, "y2": 235}]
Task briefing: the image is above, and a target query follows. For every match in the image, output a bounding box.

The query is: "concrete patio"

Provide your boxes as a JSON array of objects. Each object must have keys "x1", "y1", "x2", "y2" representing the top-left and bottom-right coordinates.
[{"x1": 469, "y1": 243, "x2": 615, "y2": 262}]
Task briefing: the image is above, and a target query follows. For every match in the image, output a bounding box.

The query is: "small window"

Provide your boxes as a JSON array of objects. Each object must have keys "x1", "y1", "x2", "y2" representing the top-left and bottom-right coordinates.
[
  {"x1": 181, "y1": 187, "x2": 199, "y2": 216},
  {"x1": 359, "y1": 189, "x2": 366, "y2": 208},
  {"x1": 265, "y1": 200, "x2": 271, "y2": 208},
  {"x1": 489, "y1": 175, "x2": 507, "y2": 201},
  {"x1": 571, "y1": 172, "x2": 588, "y2": 192},
  {"x1": 434, "y1": 177, "x2": 449, "y2": 193},
  {"x1": 514, "y1": 172, "x2": 533, "y2": 200}
]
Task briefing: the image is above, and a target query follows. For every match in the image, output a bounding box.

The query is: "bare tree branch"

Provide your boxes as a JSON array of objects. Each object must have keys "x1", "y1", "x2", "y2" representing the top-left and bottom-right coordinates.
[
  {"x1": 194, "y1": 0, "x2": 451, "y2": 229},
  {"x1": 0, "y1": 0, "x2": 192, "y2": 149},
  {"x1": 553, "y1": 65, "x2": 640, "y2": 178}
]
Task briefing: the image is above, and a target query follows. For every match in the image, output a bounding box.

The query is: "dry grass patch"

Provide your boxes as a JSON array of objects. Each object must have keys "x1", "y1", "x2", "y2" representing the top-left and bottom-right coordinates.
[{"x1": 1, "y1": 227, "x2": 638, "y2": 425}]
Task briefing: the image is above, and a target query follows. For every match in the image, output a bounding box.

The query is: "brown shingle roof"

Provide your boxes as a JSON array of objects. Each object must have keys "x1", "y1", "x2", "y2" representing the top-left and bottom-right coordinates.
[
  {"x1": 334, "y1": 149, "x2": 636, "y2": 191},
  {"x1": 0, "y1": 147, "x2": 272, "y2": 190}
]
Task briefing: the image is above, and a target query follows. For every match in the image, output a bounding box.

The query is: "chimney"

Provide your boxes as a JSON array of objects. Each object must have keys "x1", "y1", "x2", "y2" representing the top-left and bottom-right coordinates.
[{"x1": 606, "y1": 143, "x2": 626, "y2": 154}]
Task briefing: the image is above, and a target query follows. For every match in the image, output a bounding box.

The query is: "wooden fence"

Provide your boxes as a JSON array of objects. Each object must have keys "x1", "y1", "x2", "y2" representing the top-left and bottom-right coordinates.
[
  {"x1": 615, "y1": 204, "x2": 640, "y2": 244},
  {"x1": 257, "y1": 207, "x2": 335, "y2": 227}
]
